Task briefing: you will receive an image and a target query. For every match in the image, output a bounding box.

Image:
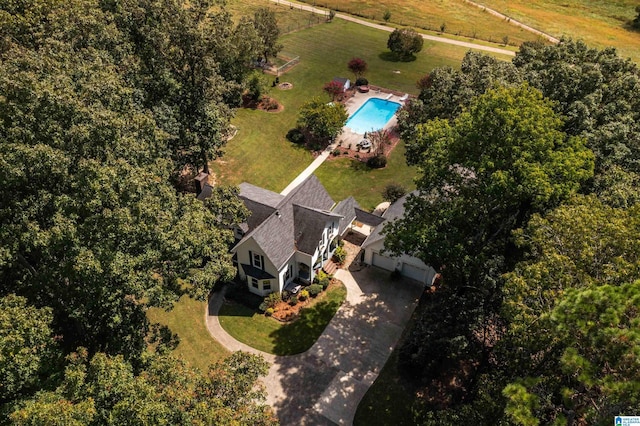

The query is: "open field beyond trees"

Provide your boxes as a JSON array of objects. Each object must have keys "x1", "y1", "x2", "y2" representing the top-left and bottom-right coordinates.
[
  {"x1": 297, "y1": 0, "x2": 640, "y2": 63},
  {"x1": 295, "y1": 0, "x2": 546, "y2": 45},
  {"x1": 479, "y1": 0, "x2": 640, "y2": 63}
]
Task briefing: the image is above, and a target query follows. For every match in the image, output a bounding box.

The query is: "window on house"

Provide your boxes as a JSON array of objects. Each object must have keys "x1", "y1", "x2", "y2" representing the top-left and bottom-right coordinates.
[
  {"x1": 252, "y1": 253, "x2": 263, "y2": 269},
  {"x1": 285, "y1": 264, "x2": 292, "y2": 282},
  {"x1": 251, "y1": 277, "x2": 258, "y2": 288},
  {"x1": 263, "y1": 280, "x2": 271, "y2": 290}
]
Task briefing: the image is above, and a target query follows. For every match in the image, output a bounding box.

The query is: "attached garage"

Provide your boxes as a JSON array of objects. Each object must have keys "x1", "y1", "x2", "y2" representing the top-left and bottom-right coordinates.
[
  {"x1": 401, "y1": 263, "x2": 429, "y2": 283},
  {"x1": 372, "y1": 252, "x2": 395, "y2": 271}
]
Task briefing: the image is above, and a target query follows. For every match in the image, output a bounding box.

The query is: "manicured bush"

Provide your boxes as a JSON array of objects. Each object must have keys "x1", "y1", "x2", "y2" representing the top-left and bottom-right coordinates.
[
  {"x1": 332, "y1": 149, "x2": 341, "y2": 156},
  {"x1": 299, "y1": 289, "x2": 309, "y2": 301},
  {"x1": 333, "y1": 246, "x2": 346, "y2": 264},
  {"x1": 355, "y1": 77, "x2": 369, "y2": 87},
  {"x1": 382, "y1": 183, "x2": 407, "y2": 203},
  {"x1": 367, "y1": 154, "x2": 387, "y2": 169},
  {"x1": 260, "y1": 292, "x2": 281, "y2": 312},
  {"x1": 286, "y1": 128, "x2": 305, "y2": 144},
  {"x1": 308, "y1": 284, "x2": 323, "y2": 297},
  {"x1": 265, "y1": 307, "x2": 274, "y2": 316},
  {"x1": 289, "y1": 296, "x2": 298, "y2": 306}
]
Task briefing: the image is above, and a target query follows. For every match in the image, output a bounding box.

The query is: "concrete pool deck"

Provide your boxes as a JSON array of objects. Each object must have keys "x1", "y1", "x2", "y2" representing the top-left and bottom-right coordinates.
[
  {"x1": 280, "y1": 88, "x2": 408, "y2": 195},
  {"x1": 339, "y1": 90, "x2": 406, "y2": 148}
]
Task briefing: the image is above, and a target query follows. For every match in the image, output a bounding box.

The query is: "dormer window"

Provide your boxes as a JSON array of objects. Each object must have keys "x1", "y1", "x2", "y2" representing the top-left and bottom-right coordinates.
[{"x1": 253, "y1": 252, "x2": 263, "y2": 269}]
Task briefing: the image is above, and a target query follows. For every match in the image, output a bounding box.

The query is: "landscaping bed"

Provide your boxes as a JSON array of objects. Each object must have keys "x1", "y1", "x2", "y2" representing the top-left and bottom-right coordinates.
[{"x1": 219, "y1": 278, "x2": 347, "y2": 355}]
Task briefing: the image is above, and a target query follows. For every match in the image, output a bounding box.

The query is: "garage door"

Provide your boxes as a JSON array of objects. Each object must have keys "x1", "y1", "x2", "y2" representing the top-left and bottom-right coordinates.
[
  {"x1": 401, "y1": 263, "x2": 428, "y2": 283},
  {"x1": 372, "y1": 252, "x2": 395, "y2": 271}
]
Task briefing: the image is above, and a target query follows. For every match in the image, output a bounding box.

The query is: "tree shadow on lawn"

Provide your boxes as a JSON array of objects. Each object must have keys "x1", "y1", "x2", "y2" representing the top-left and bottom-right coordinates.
[
  {"x1": 269, "y1": 268, "x2": 424, "y2": 424},
  {"x1": 216, "y1": 300, "x2": 255, "y2": 318},
  {"x1": 378, "y1": 51, "x2": 417, "y2": 62},
  {"x1": 269, "y1": 299, "x2": 342, "y2": 356}
]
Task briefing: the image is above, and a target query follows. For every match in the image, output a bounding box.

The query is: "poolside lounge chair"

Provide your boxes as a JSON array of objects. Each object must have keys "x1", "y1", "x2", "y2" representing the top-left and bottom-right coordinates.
[{"x1": 399, "y1": 93, "x2": 409, "y2": 102}]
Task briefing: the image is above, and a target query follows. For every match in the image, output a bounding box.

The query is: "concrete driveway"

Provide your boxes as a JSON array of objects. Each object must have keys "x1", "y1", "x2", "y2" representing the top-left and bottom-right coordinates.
[{"x1": 208, "y1": 266, "x2": 423, "y2": 425}]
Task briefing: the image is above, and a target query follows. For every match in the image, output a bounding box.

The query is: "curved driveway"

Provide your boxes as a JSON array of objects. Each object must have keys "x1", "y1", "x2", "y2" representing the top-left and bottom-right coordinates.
[{"x1": 206, "y1": 267, "x2": 423, "y2": 425}]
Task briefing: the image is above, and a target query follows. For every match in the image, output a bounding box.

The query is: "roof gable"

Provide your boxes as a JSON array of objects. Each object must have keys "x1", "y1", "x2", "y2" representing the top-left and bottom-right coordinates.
[{"x1": 234, "y1": 176, "x2": 337, "y2": 270}]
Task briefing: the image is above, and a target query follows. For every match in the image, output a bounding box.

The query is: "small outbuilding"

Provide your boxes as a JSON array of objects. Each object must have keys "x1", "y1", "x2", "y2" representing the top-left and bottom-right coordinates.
[{"x1": 332, "y1": 77, "x2": 351, "y2": 92}]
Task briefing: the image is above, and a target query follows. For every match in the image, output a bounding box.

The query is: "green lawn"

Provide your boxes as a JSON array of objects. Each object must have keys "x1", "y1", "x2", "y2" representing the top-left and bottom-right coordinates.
[
  {"x1": 211, "y1": 18, "x2": 486, "y2": 193},
  {"x1": 315, "y1": 140, "x2": 416, "y2": 211},
  {"x1": 219, "y1": 283, "x2": 347, "y2": 355},
  {"x1": 147, "y1": 295, "x2": 229, "y2": 372}
]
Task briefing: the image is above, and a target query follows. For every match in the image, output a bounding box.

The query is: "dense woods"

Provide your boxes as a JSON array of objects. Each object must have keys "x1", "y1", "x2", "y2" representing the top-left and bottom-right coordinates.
[
  {"x1": 390, "y1": 39, "x2": 640, "y2": 424},
  {"x1": 0, "y1": 0, "x2": 277, "y2": 423}
]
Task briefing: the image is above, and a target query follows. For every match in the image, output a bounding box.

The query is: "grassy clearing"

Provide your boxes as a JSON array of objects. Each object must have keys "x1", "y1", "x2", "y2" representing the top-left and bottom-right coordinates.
[
  {"x1": 211, "y1": 18, "x2": 480, "y2": 192},
  {"x1": 147, "y1": 295, "x2": 229, "y2": 372},
  {"x1": 226, "y1": 0, "x2": 324, "y2": 34},
  {"x1": 315, "y1": 141, "x2": 416, "y2": 211},
  {"x1": 219, "y1": 283, "x2": 347, "y2": 355},
  {"x1": 296, "y1": 0, "x2": 545, "y2": 46},
  {"x1": 475, "y1": 0, "x2": 640, "y2": 63}
]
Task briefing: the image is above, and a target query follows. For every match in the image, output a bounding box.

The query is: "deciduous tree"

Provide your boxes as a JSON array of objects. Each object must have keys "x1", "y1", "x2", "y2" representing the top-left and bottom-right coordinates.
[
  {"x1": 253, "y1": 7, "x2": 283, "y2": 63},
  {"x1": 298, "y1": 97, "x2": 348, "y2": 142},
  {"x1": 0, "y1": 295, "x2": 60, "y2": 403},
  {"x1": 387, "y1": 28, "x2": 423, "y2": 60},
  {"x1": 347, "y1": 57, "x2": 368, "y2": 80},
  {"x1": 9, "y1": 350, "x2": 276, "y2": 425},
  {"x1": 323, "y1": 80, "x2": 344, "y2": 101}
]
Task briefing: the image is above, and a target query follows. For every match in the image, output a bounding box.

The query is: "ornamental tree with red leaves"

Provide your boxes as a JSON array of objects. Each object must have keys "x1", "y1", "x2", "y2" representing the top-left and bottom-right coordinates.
[
  {"x1": 347, "y1": 57, "x2": 368, "y2": 79},
  {"x1": 324, "y1": 80, "x2": 345, "y2": 101}
]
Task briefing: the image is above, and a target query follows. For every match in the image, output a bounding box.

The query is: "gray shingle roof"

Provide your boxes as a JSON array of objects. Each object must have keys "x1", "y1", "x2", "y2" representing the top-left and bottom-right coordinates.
[
  {"x1": 293, "y1": 204, "x2": 342, "y2": 255},
  {"x1": 355, "y1": 208, "x2": 386, "y2": 227},
  {"x1": 332, "y1": 196, "x2": 360, "y2": 235},
  {"x1": 362, "y1": 191, "x2": 418, "y2": 248},
  {"x1": 240, "y1": 263, "x2": 276, "y2": 280},
  {"x1": 239, "y1": 183, "x2": 284, "y2": 207},
  {"x1": 233, "y1": 176, "x2": 336, "y2": 270}
]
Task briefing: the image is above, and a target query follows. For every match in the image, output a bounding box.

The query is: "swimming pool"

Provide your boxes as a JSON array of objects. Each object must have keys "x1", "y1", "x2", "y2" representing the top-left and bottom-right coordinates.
[{"x1": 345, "y1": 98, "x2": 402, "y2": 134}]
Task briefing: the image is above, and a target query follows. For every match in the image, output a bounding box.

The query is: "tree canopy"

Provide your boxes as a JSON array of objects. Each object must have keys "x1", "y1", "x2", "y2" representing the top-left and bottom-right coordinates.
[
  {"x1": 347, "y1": 57, "x2": 368, "y2": 79},
  {"x1": 389, "y1": 39, "x2": 640, "y2": 425},
  {"x1": 253, "y1": 7, "x2": 283, "y2": 63},
  {"x1": 0, "y1": 0, "x2": 273, "y2": 422},
  {"x1": 297, "y1": 97, "x2": 348, "y2": 142},
  {"x1": 387, "y1": 28, "x2": 424, "y2": 60},
  {"x1": 9, "y1": 350, "x2": 276, "y2": 425}
]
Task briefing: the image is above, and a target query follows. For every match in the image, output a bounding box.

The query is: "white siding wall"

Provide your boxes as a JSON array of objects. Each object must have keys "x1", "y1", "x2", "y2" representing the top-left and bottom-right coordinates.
[
  {"x1": 235, "y1": 237, "x2": 283, "y2": 296},
  {"x1": 364, "y1": 240, "x2": 436, "y2": 285}
]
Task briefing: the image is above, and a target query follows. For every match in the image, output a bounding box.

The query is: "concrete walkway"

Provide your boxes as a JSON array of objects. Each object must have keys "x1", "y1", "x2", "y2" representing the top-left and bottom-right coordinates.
[
  {"x1": 270, "y1": 0, "x2": 516, "y2": 57},
  {"x1": 206, "y1": 267, "x2": 423, "y2": 425},
  {"x1": 280, "y1": 141, "x2": 337, "y2": 195}
]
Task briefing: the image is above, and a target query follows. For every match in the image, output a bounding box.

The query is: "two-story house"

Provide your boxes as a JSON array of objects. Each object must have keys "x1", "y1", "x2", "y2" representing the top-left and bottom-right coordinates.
[{"x1": 224, "y1": 175, "x2": 359, "y2": 296}]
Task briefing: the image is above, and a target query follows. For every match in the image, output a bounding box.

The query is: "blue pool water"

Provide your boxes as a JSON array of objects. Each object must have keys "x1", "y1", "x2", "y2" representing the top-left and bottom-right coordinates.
[{"x1": 345, "y1": 98, "x2": 402, "y2": 134}]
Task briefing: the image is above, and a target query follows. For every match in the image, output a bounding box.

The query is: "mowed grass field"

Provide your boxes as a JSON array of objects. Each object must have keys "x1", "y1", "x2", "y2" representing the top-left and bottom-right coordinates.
[
  {"x1": 479, "y1": 0, "x2": 640, "y2": 63},
  {"x1": 297, "y1": 0, "x2": 545, "y2": 45},
  {"x1": 211, "y1": 18, "x2": 509, "y2": 194},
  {"x1": 147, "y1": 295, "x2": 229, "y2": 371}
]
